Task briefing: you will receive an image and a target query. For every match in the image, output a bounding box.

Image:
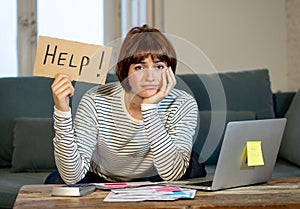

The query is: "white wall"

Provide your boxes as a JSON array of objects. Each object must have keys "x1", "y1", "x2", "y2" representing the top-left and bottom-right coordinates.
[
  {"x1": 164, "y1": 0, "x2": 288, "y2": 92},
  {"x1": 286, "y1": 0, "x2": 300, "y2": 91}
]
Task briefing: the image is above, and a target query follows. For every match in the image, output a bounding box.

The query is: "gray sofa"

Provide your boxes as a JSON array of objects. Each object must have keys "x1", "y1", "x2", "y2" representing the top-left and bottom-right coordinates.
[{"x1": 0, "y1": 69, "x2": 299, "y2": 209}]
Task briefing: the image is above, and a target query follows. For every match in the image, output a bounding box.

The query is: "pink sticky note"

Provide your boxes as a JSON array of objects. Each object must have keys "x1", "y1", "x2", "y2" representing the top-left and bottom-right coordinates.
[
  {"x1": 103, "y1": 182, "x2": 128, "y2": 189},
  {"x1": 155, "y1": 186, "x2": 181, "y2": 192}
]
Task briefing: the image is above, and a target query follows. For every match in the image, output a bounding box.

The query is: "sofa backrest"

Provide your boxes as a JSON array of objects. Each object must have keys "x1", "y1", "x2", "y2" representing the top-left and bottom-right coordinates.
[
  {"x1": 0, "y1": 76, "x2": 54, "y2": 167},
  {"x1": 75, "y1": 69, "x2": 275, "y2": 118},
  {"x1": 0, "y1": 69, "x2": 276, "y2": 167}
]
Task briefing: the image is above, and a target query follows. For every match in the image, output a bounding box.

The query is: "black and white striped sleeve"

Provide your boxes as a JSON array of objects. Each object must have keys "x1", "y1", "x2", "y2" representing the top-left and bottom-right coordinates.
[
  {"x1": 141, "y1": 94, "x2": 198, "y2": 181},
  {"x1": 53, "y1": 93, "x2": 99, "y2": 185}
]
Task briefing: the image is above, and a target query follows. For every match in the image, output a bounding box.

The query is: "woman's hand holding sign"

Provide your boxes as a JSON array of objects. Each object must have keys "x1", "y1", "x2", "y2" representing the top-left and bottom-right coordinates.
[{"x1": 51, "y1": 74, "x2": 74, "y2": 112}]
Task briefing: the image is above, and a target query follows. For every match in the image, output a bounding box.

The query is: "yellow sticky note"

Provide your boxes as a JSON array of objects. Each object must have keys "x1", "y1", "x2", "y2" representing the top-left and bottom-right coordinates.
[{"x1": 246, "y1": 141, "x2": 264, "y2": 166}]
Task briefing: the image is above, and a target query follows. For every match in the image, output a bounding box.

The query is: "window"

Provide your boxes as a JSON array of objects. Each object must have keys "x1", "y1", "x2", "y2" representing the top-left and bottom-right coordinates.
[
  {"x1": 0, "y1": 0, "x2": 104, "y2": 77},
  {"x1": 0, "y1": 0, "x2": 17, "y2": 77},
  {"x1": 120, "y1": 0, "x2": 163, "y2": 37},
  {"x1": 37, "y1": 0, "x2": 103, "y2": 45},
  {"x1": 1, "y1": 0, "x2": 158, "y2": 77},
  {"x1": 121, "y1": 0, "x2": 147, "y2": 36}
]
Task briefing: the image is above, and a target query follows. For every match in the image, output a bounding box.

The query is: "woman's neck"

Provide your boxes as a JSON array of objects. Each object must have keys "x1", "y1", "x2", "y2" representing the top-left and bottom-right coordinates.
[{"x1": 124, "y1": 91, "x2": 143, "y2": 120}]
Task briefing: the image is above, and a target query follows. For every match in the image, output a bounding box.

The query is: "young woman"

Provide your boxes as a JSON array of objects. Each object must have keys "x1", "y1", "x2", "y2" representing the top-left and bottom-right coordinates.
[{"x1": 46, "y1": 25, "x2": 206, "y2": 185}]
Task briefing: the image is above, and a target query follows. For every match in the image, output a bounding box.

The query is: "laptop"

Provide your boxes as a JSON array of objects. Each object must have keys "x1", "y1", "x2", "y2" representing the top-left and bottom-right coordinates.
[{"x1": 169, "y1": 118, "x2": 287, "y2": 191}]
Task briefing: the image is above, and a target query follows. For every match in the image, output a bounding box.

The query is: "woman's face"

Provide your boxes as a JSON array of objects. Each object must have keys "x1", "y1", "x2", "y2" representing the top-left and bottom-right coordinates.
[{"x1": 127, "y1": 56, "x2": 167, "y2": 98}]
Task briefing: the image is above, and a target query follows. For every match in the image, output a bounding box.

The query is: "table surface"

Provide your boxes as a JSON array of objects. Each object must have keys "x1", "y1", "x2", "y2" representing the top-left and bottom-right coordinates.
[{"x1": 14, "y1": 177, "x2": 300, "y2": 209}]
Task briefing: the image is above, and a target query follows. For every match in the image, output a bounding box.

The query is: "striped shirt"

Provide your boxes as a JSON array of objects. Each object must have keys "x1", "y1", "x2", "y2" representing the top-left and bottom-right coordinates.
[{"x1": 53, "y1": 82, "x2": 198, "y2": 184}]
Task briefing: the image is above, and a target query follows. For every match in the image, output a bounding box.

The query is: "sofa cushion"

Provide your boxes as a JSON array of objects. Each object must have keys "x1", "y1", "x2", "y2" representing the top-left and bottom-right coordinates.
[
  {"x1": 0, "y1": 168, "x2": 50, "y2": 209},
  {"x1": 193, "y1": 110, "x2": 256, "y2": 165},
  {"x1": 0, "y1": 77, "x2": 54, "y2": 167},
  {"x1": 177, "y1": 69, "x2": 275, "y2": 119},
  {"x1": 272, "y1": 159, "x2": 300, "y2": 178},
  {"x1": 219, "y1": 69, "x2": 275, "y2": 119},
  {"x1": 279, "y1": 88, "x2": 300, "y2": 167},
  {"x1": 11, "y1": 117, "x2": 56, "y2": 172}
]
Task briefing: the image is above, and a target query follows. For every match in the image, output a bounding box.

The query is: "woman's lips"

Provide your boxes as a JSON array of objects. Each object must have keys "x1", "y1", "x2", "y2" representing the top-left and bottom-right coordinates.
[{"x1": 141, "y1": 84, "x2": 159, "y2": 89}]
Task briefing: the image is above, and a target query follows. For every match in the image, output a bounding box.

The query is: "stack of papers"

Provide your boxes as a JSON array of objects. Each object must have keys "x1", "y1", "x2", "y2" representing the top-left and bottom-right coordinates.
[
  {"x1": 93, "y1": 181, "x2": 163, "y2": 190},
  {"x1": 51, "y1": 181, "x2": 197, "y2": 201},
  {"x1": 102, "y1": 185, "x2": 196, "y2": 202}
]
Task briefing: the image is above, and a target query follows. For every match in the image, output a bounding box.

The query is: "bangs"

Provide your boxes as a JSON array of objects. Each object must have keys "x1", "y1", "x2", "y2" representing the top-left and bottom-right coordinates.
[
  {"x1": 130, "y1": 52, "x2": 169, "y2": 64},
  {"x1": 122, "y1": 30, "x2": 176, "y2": 61}
]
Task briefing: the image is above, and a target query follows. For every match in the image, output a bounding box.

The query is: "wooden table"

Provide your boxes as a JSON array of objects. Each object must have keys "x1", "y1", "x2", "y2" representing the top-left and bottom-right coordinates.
[{"x1": 14, "y1": 177, "x2": 300, "y2": 209}]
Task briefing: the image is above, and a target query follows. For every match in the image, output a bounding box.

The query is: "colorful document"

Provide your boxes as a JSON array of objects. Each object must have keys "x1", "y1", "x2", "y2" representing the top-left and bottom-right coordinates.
[{"x1": 103, "y1": 185, "x2": 196, "y2": 202}]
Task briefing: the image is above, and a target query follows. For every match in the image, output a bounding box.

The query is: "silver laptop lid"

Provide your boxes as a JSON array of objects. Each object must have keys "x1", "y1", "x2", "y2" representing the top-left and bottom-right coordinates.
[{"x1": 211, "y1": 118, "x2": 287, "y2": 190}]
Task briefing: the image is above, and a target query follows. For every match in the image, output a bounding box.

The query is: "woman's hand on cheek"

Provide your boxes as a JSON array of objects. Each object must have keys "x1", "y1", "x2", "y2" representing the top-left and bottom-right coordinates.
[{"x1": 143, "y1": 67, "x2": 176, "y2": 104}]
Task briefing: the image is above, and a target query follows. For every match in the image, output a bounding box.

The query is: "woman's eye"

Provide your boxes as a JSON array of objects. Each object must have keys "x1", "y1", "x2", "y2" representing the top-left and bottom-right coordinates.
[
  {"x1": 134, "y1": 66, "x2": 144, "y2": 71},
  {"x1": 157, "y1": 65, "x2": 165, "y2": 70},
  {"x1": 155, "y1": 64, "x2": 167, "y2": 70}
]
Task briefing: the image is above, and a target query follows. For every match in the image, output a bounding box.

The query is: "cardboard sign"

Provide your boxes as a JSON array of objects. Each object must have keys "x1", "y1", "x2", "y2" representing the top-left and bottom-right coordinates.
[{"x1": 33, "y1": 36, "x2": 112, "y2": 84}]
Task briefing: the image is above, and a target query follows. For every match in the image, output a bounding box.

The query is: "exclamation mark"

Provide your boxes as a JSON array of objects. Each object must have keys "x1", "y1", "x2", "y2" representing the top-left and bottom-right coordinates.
[{"x1": 97, "y1": 51, "x2": 105, "y2": 77}]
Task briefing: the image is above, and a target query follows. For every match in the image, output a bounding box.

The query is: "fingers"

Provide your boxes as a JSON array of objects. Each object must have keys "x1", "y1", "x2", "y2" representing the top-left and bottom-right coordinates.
[
  {"x1": 51, "y1": 74, "x2": 74, "y2": 111},
  {"x1": 52, "y1": 74, "x2": 74, "y2": 97},
  {"x1": 166, "y1": 67, "x2": 176, "y2": 91},
  {"x1": 160, "y1": 67, "x2": 176, "y2": 96}
]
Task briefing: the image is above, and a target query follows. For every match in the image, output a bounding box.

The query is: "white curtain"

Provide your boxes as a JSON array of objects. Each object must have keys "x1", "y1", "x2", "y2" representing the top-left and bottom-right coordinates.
[
  {"x1": 17, "y1": 0, "x2": 37, "y2": 76},
  {"x1": 120, "y1": 0, "x2": 164, "y2": 37}
]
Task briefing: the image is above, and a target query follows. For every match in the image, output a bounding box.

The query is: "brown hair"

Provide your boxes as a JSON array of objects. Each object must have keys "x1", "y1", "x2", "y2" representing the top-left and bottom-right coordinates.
[{"x1": 115, "y1": 25, "x2": 177, "y2": 90}]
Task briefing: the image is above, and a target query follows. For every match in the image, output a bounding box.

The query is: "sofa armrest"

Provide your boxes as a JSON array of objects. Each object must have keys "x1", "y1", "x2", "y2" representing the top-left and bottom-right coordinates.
[{"x1": 272, "y1": 92, "x2": 295, "y2": 118}]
